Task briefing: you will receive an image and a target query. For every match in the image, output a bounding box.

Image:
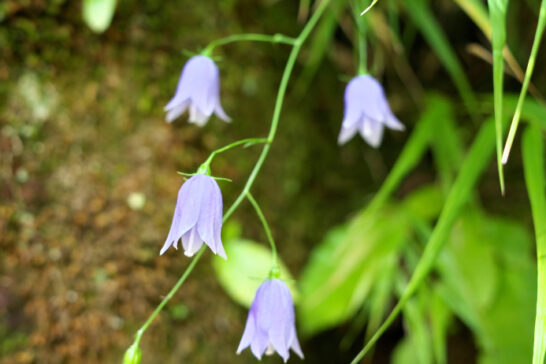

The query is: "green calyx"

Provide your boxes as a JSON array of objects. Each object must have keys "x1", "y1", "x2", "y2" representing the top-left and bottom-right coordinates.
[{"x1": 269, "y1": 265, "x2": 281, "y2": 279}]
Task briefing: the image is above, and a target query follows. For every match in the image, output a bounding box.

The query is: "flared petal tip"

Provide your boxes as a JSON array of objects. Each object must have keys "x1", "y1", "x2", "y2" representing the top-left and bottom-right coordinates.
[
  {"x1": 386, "y1": 116, "x2": 405, "y2": 131},
  {"x1": 159, "y1": 243, "x2": 170, "y2": 256},
  {"x1": 214, "y1": 103, "x2": 231, "y2": 123}
]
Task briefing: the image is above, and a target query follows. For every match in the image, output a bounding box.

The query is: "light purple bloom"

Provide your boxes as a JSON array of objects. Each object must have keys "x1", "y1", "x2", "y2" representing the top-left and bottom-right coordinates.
[
  {"x1": 237, "y1": 279, "x2": 303, "y2": 362},
  {"x1": 160, "y1": 174, "x2": 226, "y2": 259},
  {"x1": 165, "y1": 55, "x2": 230, "y2": 126},
  {"x1": 338, "y1": 74, "x2": 404, "y2": 147}
]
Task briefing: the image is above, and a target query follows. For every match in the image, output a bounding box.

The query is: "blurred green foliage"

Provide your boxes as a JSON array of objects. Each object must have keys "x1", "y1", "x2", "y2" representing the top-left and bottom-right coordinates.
[{"x1": 3, "y1": 0, "x2": 546, "y2": 363}]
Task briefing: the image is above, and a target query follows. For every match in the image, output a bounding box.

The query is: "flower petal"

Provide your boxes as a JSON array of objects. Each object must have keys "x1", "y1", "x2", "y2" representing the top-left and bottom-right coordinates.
[
  {"x1": 214, "y1": 102, "x2": 231, "y2": 122},
  {"x1": 237, "y1": 312, "x2": 256, "y2": 354},
  {"x1": 383, "y1": 110, "x2": 405, "y2": 131},
  {"x1": 165, "y1": 99, "x2": 190, "y2": 123},
  {"x1": 338, "y1": 122, "x2": 360, "y2": 145},
  {"x1": 289, "y1": 327, "x2": 304, "y2": 359},
  {"x1": 160, "y1": 175, "x2": 205, "y2": 255},
  {"x1": 189, "y1": 104, "x2": 210, "y2": 126},
  {"x1": 249, "y1": 328, "x2": 269, "y2": 360},
  {"x1": 360, "y1": 117, "x2": 384, "y2": 148},
  {"x1": 181, "y1": 227, "x2": 204, "y2": 257},
  {"x1": 196, "y1": 176, "x2": 226, "y2": 258}
]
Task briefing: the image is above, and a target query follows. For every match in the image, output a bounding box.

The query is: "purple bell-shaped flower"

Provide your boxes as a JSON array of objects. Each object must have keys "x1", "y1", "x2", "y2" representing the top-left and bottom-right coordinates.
[{"x1": 165, "y1": 55, "x2": 230, "y2": 126}]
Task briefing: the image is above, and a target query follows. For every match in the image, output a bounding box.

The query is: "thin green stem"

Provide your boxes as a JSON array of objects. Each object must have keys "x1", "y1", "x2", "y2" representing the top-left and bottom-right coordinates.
[
  {"x1": 353, "y1": 0, "x2": 368, "y2": 75},
  {"x1": 203, "y1": 137, "x2": 269, "y2": 166},
  {"x1": 133, "y1": 246, "x2": 206, "y2": 345},
  {"x1": 204, "y1": 33, "x2": 297, "y2": 55},
  {"x1": 246, "y1": 192, "x2": 278, "y2": 266},
  {"x1": 130, "y1": 0, "x2": 332, "y2": 351},
  {"x1": 224, "y1": 0, "x2": 332, "y2": 220},
  {"x1": 502, "y1": 0, "x2": 546, "y2": 165}
]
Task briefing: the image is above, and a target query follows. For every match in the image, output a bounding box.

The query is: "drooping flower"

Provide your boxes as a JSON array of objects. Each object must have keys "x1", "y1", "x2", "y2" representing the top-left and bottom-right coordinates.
[
  {"x1": 338, "y1": 74, "x2": 404, "y2": 147},
  {"x1": 237, "y1": 279, "x2": 303, "y2": 362},
  {"x1": 160, "y1": 174, "x2": 226, "y2": 259},
  {"x1": 164, "y1": 55, "x2": 230, "y2": 126}
]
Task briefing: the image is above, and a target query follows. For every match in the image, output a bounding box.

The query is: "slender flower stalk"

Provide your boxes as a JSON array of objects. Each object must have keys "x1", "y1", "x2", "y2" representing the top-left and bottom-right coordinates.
[
  {"x1": 203, "y1": 33, "x2": 297, "y2": 55},
  {"x1": 246, "y1": 192, "x2": 277, "y2": 267},
  {"x1": 127, "y1": 0, "x2": 332, "y2": 355},
  {"x1": 352, "y1": 0, "x2": 368, "y2": 75},
  {"x1": 202, "y1": 138, "x2": 269, "y2": 167}
]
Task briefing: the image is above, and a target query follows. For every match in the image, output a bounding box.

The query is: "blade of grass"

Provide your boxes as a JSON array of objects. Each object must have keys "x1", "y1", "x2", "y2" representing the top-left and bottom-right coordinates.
[
  {"x1": 367, "y1": 95, "x2": 451, "y2": 213},
  {"x1": 351, "y1": 119, "x2": 496, "y2": 364},
  {"x1": 522, "y1": 126, "x2": 546, "y2": 364},
  {"x1": 456, "y1": 0, "x2": 544, "y2": 102},
  {"x1": 479, "y1": 94, "x2": 546, "y2": 130},
  {"x1": 404, "y1": 0, "x2": 476, "y2": 117},
  {"x1": 294, "y1": 0, "x2": 348, "y2": 96},
  {"x1": 487, "y1": 0, "x2": 508, "y2": 194},
  {"x1": 502, "y1": 0, "x2": 546, "y2": 164}
]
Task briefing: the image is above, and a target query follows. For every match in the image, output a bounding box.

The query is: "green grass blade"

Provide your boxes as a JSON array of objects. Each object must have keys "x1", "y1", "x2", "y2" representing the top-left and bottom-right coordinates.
[
  {"x1": 487, "y1": 0, "x2": 508, "y2": 194},
  {"x1": 294, "y1": 0, "x2": 348, "y2": 96},
  {"x1": 522, "y1": 126, "x2": 546, "y2": 364},
  {"x1": 367, "y1": 95, "x2": 451, "y2": 213},
  {"x1": 404, "y1": 0, "x2": 476, "y2": 116},
  {"x1": 479, "y1": 93, "x2": 546, "y2": 130},
  {"x1": 502, "y1": 0, "x2": 546, "y2": 164},
  {"x1": 455, "y1": 0, "x2": 491, "y2": 38},
  {"x1": 350, "y1": 119, "x2": 496, "y2": 364}
]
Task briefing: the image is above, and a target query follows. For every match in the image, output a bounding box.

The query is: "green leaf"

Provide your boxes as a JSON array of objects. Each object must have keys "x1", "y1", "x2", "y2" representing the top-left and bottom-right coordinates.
[
  {"x1": 436, "y1": 211, "x2": 535, "y2": 364},
  {"x1": 294, "y1": 0, "x2": 348, "y2": 96},
  {"x1": 396, "y1": 275, "x2": 433, "y2": 364},
  {"x1": 425, "y1": 97, "x2": 464, "y2": 191},
  {"x1": 501, "y1": 1, "x2": 546, "y2": 164},
  {"x1": 402, "y1": 184, "x2": 443, "y2": 221},
  {"x1": 487, "y1": 0, "x2": 509, "y2": 193},
  {"x1": 439, "y1": 212, "x2": 499, "y2": 312},
  {"x1": 368, "y1": 94, "x2": 451, "y2": 213},
  {"x1": 82, "y1": 0, "x2": 117, "y2": 33},
  {"x1": 522, "y1": 126, "x2": 546, "y2": 364},
  {"x1": 430, "y1": 291, "x2": 451, "y2": 364},
  {"x1": 351, "y1": 119, "x2": 498, "y2": 363},
  {"x1": 212, "y1": 238, "x2": 296, "y2": 308},
  {"x1": 298, "y1": 206, "x2": 408, "y2": 335}
]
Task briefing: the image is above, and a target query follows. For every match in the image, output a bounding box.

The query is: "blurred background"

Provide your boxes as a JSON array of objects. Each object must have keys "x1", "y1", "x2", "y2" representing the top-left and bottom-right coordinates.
[{"x1": 1, "y1": 0, "x2": 545, "y2": 363}]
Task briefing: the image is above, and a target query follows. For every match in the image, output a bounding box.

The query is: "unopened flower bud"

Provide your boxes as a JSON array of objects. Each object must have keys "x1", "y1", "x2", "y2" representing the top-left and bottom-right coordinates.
[{"x1": 123, "y1": 343, "x2": 142, "y2": 364}]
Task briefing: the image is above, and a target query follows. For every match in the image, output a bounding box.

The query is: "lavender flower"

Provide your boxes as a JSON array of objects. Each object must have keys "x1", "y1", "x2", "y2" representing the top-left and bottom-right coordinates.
[
  {"x1": 160, "y1": 174, "x2": 226, "y2": 259},
  {"x1": 338, "y1": 74, "x2": 404, "y2": 147},
  {"x1": 165, "y1": 55, "x2": 230, "y2": 126},
  {"x1": 237, "y1": 279, "x2": 303, "y2": 362}
]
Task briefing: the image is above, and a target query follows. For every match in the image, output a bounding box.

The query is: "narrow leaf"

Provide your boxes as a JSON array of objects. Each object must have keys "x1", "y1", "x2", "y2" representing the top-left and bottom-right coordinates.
[
  {"x1": 522, "y1": 126, "x2": 546, "y2": 364},
  {"x1": 502, "y1": 1, "x2": 546, "y2": 164},
  {"x1": 404, "y1": 0, "x2": 476, "y2": 116},
  {"x1": 487, "y1": 0, "x2": 509, "y2": 193}
]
